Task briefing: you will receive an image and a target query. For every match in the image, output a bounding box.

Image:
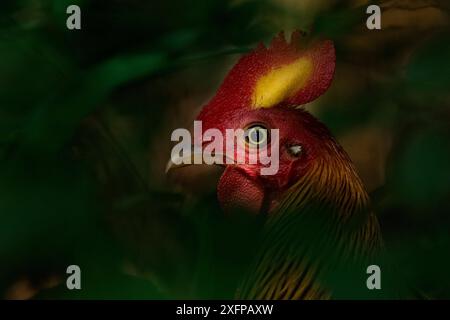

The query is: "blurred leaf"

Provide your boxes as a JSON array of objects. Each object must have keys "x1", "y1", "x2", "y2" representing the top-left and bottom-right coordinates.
[{"x1": 405, "y1": 32, "x2": 450, "y2": 94}]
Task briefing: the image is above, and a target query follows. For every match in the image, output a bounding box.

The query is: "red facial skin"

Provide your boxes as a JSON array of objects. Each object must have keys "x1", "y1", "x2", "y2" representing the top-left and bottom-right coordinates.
[
  {"x1": 197, "y1": 107, "x2": 333, "y2": 215},
  {"x1": 194, "y1": 32, "x2": 336, "y2": 215}
]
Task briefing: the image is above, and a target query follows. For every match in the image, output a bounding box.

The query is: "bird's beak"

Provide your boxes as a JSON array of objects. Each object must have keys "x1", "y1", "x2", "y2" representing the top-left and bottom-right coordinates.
[
  {"x1": 165, "y1": 152, "x2": 199, "y2": 174},
  {"x1": 165, "y1": 148, "x2": 233, "y2": 174}
]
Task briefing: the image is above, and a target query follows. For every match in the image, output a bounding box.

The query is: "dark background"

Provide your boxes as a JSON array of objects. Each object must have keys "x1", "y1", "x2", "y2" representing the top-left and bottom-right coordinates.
[{"x1": 0, "y1": 0, "x2": 449, "y2": 299}]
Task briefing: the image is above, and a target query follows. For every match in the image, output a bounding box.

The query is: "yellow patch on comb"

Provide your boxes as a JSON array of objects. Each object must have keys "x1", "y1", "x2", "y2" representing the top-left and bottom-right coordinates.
[{"x1": 252, "y1": 57, "x2": 313, "y2": 109}]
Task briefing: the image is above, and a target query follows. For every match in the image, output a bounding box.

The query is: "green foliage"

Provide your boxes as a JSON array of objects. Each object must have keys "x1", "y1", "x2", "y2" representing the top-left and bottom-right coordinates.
[{"x1": 0, "y1": 0, "x2": 449, "y2": 299}]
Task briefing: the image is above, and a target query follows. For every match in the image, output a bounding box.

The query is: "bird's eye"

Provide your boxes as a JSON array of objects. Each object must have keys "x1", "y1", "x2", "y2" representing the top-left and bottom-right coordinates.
[
  {"x1": 287, "y1": 144, "x2": 303, "y2": 157},
  {"x1": 245, "y1": 124, "x2": 269, "y2": 147}
]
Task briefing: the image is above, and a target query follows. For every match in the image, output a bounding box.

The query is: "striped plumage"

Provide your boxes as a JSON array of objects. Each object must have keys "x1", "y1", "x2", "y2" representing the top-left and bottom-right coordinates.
[
  {"x1": 237, "y1": 111, "x2": 383, "y2": 299},
  {"x1": 167, "y1": 32, "x2": 386, "y2": 299}
]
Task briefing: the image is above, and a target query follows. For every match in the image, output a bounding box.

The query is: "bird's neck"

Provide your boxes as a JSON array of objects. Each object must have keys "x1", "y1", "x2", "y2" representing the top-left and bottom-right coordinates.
[
  {"x1": 237, "y1": 140, "x2": 382, "y2": 299},
  {"x1": 276, "y1": 139, "x2": 371, "y2": 224}
]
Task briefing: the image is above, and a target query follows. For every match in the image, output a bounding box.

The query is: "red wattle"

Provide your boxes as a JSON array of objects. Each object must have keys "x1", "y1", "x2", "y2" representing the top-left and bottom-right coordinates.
[{"x1": 217, "y1": 167, "x2": 264, "y2": 215}]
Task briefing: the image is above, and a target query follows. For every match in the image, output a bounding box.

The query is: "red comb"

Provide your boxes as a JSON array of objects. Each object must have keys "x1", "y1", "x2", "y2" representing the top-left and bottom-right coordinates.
[{"x1": 200, "y1": 31, "x2": 335, "y2": 117}]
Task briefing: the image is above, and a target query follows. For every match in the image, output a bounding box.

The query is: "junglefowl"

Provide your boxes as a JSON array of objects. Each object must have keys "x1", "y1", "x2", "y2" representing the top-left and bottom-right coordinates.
[{"x1": 167, "y1": 31, "x2": 384, "y2": 299}]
